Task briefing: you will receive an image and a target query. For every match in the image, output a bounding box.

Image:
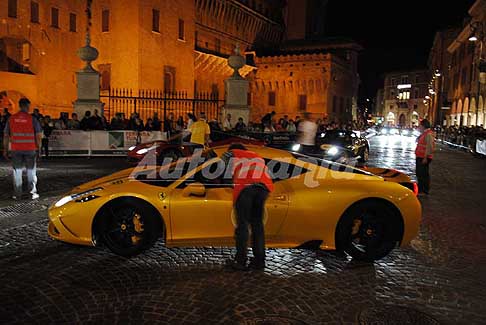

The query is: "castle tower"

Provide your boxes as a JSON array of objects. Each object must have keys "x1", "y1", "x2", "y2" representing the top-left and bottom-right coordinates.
[{"x1": 285, "y1": 0, "x2": 329, "y2": 40}]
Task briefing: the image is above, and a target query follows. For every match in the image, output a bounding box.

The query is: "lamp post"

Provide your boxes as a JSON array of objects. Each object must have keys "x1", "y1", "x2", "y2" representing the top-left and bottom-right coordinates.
[{"x1": 468, "y1": 21, "x2": 486, "y2": 126}]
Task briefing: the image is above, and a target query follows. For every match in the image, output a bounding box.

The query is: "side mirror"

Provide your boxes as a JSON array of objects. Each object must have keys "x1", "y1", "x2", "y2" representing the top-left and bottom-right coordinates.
[{"x1": 184, "y1": 182, "x2": 206, "y2": 197}]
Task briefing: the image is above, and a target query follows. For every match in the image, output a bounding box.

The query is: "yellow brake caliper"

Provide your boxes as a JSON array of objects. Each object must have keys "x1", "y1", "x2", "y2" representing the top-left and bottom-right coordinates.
[{"x1": 131, "y1": 213, "x2": 144, "y2": 244}]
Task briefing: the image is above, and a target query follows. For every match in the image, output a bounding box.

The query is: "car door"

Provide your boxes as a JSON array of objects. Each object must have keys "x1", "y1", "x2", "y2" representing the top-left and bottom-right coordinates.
[
  {"x1": 169, "y1": 159, "x2": 235, "y2": 246},
  {"x1": 169, "y1": 158, "x2": 293, "y2": 245}
]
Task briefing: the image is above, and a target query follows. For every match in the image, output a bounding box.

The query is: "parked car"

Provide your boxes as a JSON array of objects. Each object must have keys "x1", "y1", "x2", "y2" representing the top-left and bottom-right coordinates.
[{"x1": 49, "y1": 145, "x2": 421, "y2": 262}]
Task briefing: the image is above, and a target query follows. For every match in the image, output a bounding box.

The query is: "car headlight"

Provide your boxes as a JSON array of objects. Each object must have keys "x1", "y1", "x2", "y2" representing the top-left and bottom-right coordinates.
[
  {"x1": 128, "y1": 146, "x2": 136, "y2": 151},
  {"x1": 292, "y1": 144, "x2": 301, "y2": 151},
  {"x1": 54, "y1": 195, "x2": 73, "y2": 207},
  {"x1": 54, "y1": 187, "x2": 103, "y2": 208},
  {"x1": 136, "y1": 148, "x2": 148, "y2": 155},
  {"x1": 327, "y1": 146, "x2": 339, "y2": 156}
]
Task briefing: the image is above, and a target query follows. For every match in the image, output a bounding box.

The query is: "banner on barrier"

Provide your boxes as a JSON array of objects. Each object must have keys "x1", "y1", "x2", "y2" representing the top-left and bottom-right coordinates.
[
  {"x1": 49, "y1": 130, "x2": 91, "y2": 156},
  {"x1": 90, "y1": 131, "x2": 166, "y2": 155},
  {"x1": 49, "y1": 130, "x2": 166, "y2": 156},
  {"x1": 476, "y1": 139, "x2": 486, "y2": 156}
]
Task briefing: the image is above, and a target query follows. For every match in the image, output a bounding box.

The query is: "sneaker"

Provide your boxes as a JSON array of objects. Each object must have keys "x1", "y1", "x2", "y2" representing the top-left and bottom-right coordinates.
[
  {"x1": 224, "y1": 259, "x2": 248, "y2": 271},
  {"x1": 31, "y1": 193, "x2": 40, "y2": 200}
]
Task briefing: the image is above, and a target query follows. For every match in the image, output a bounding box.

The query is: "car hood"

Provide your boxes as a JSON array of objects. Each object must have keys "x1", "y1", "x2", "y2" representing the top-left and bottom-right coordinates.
[{"x1": 71, "y1": 168, "x2": 136, "y2": 193}]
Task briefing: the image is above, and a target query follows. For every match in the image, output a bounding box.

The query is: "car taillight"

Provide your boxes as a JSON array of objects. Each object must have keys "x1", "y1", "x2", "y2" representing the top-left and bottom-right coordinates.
[{"x1": 413, "y1": 182, "x2": 418, "y2": 196}]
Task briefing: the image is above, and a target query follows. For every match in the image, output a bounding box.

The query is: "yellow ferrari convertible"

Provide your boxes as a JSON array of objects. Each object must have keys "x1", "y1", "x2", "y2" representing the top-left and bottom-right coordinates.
[{"x1": 48, "y1": 145, "x2": 421, "y2": 261}]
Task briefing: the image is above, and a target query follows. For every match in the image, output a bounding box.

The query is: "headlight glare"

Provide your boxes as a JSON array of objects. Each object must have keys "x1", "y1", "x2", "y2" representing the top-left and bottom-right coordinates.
[
  {"x1": 54, "y1": 187, "x2": 103, "y2": 208},
  {"x1": 128, "y1": 146, "x2": 136, "y2": 151},
  {"x1": 54, "y1": 196, "x2": 73, "y2": 207},
  {"x1": 328, "y1": 146, "x2": 339, "y2": 156},
  {"x1": 292, "y1": 144, "x2": 301, "y2": 151}
]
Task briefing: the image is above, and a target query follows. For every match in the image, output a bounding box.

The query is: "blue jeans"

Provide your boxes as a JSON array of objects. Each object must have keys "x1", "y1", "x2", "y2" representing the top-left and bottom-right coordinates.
[{"x1": 11, "y1": 151, "x2": 38, "y2": 197}]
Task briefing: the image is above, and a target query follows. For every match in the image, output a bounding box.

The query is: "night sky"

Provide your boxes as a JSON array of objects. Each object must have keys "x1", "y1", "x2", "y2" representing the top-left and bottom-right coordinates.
[{"x1": 325, "y1": 0, "x2": 477, "y2": 103}]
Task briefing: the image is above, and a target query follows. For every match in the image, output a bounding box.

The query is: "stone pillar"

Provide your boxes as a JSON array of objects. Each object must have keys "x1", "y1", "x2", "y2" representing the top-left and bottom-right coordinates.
[
  {"x1": 224, "y1": 45, "x2": 250, "y2": 124},
  {"x1": 73, "y1": 0, "x2": 102, "y2": 117}
]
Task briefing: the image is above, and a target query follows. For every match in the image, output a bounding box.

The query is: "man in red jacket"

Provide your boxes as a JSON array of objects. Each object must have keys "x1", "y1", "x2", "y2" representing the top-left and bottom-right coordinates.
[
  {"x1": 2, "y1": 98, "x2": 43, "y2": 200},
  {"x1": 222, "y1": 143, "x2": 274, "y2": 271}
]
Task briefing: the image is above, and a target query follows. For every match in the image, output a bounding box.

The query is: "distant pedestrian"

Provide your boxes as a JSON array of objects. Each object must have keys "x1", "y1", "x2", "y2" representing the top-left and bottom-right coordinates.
[
  {"x1": 2, "y1": 98, "x2": 42, "y2": 200},
  {"x1": 415, "y1": 119, "x2": 435, "y2": 195},
  {"x1": 297, "y1": 112, "x2": 317, "y2": 155},
  {"x1": 223, "y1": 143, "x2": 274, "y2": 271},
  {"x1": 261, "y1": 111, "x2": 276, "y2": 131},
  {"x1": 40, "y1": 117, "x2": 53, "y2": 158},
  {"x1": 223, "y1": 113, "x2": 233, "y2": 131},
  {"x1": 189, "y1": 112, "x2": 210, "y2": 146}
]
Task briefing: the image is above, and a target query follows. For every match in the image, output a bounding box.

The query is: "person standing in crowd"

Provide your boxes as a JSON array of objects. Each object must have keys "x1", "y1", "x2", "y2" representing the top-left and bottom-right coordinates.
[
  {"x1": 223, "y1": 113, "x2": 233, "y2": 131},
  {"x1": 2, "y1": 98, "x2": 42, "y2": 200},
  {"x1": 90, "y1": 109, "x2": 104, "y2": 130},
  {"x1": 67, "y1": 113, "x2": 80, "y2": 129},
  {"x1": 287, "y1": 119, "x2": 297, "y2": 133},
  {"x1": 40, "y1": 117, "x2": 53, "y2": 158},
  {"x1": 145, "y1": 118, "x2": 155, "y2": 131},
  {"x1": 175, "y1": 116, "x2": 184, "y2": 132},
  {"x1": 32, "y1": 108, "x2": 43, "y2": 121},
  {"x1": 281, "y1": 115, "x2": 289, "y2": 129},
  {"x1": 110, "y1": 113, "x2": 125, "y2": 130},
  {"x1": 152, "y1": 112, "x2": 162, "y2": 131},
  {"x1": 261, "y1": 111, "x2": 275, "y2": 131},
  {"x1": 297, "y1": 112, "x2": 318, "y2": 155},
  {"x1": 234, "y1": 117, "x2": 246, "y2": 132},
  {"x1": 80, "y1": 111, "x2": 91, "y2": 130},
  {"x1": 188, "y1": 111, "x2": 211, "y2": 146},
  {"x1": 164, "y1": 113, "x2": 175, "y2": 137},
  {"x1": 415, "y1": 119, "x2": 435, "y2": 195},
  {"x1": 3, "y1": 107, "x2": 11, "y2": 121},
  {"x1": 223, "y1": 143, "x2": 274, "y2": 271}
]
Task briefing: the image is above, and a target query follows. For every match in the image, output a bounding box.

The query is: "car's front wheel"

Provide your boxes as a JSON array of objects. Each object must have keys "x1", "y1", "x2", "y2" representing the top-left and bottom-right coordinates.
[
  {"x1": 102, "y1": 199, "x2": 161, "y2": 257},
  {"x1": 336, "y1": 200, "x2": 402, "y2": 262}
]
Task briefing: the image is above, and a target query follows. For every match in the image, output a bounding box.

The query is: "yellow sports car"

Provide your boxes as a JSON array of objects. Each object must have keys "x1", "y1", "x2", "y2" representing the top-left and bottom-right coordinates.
[{"x1": 48, "y1": 145, "x2": 421, "y2": 261}]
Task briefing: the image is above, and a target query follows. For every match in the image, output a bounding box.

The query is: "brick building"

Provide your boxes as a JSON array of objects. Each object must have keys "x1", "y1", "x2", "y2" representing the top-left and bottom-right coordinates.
[
  {"x1": 1, "y1": 0, "x2": 359, "y2": 124},
  {"x1": 427, "y1": 27, "x2": 460, "y2": 126},
  {"x1": 382, "y1": 70, "x2": 429, "y2": 127},
  {"x1": 440, "y1": 0, "x2": 486, "y2": 127}
]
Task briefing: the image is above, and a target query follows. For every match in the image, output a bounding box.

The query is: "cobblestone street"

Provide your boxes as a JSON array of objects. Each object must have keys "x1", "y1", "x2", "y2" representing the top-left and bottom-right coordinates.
[{"x1": 1, "y1": 136, "x2": 485, "y2": 324}]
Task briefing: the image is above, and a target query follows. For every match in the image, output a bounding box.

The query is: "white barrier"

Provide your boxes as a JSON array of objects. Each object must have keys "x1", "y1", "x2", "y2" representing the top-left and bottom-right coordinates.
[
  {"x1": 476, "y1": 139, "x2": 486, "y2": 156},
  {"x1": 49, "y1": 130, "x2": 167, "y2": 156}
]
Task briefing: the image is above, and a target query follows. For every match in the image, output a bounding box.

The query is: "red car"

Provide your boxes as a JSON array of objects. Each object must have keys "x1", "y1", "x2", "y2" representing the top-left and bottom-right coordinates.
[{"x1": 127, "y1": 135, "x2": 264, "y2": 164}]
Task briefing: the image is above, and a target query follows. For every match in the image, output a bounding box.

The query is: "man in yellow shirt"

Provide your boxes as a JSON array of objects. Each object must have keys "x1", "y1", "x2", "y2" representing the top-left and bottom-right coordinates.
[{"x1": 188, "y1": 112, "x2": 211, "y2": 146}]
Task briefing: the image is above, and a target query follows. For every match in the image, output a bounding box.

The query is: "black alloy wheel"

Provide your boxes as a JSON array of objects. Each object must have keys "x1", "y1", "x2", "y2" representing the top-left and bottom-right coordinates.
[
  {"x1": 102, "y1": 200, "x2": 160, "y2": 257},
  {"x1": 336, "y1": 201, "x2": 401, "y2": 261}
]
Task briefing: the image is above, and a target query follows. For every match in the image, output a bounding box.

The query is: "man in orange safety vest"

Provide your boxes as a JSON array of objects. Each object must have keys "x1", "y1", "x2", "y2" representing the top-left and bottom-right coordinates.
[
  {"x1": 415, "y1": 119, "x2": 435, "y2": 195},
  {"x1": 2, "y1": 98, "x2": 43, "y2": 200}
]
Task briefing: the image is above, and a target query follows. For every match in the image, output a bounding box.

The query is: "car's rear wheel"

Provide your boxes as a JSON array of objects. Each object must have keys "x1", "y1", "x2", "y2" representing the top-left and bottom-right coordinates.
[
  {"x1": 336, "y1": 200, "x2": 402, "y2": 261},
  {"x1": 358, "y1": 147, "x2": 369, "y2": 163},
  {"x1": 102, "y1": 199, "x2": 161, "y2": 257}
]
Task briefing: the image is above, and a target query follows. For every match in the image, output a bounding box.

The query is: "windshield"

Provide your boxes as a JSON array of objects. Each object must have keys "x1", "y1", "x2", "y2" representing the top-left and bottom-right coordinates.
[
  {"x1": 132, "y1": 151, "x2": 213, "y2": 187},
  {"x1": 291, "y1": 152, "x2": 371, "y2": 176}
]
